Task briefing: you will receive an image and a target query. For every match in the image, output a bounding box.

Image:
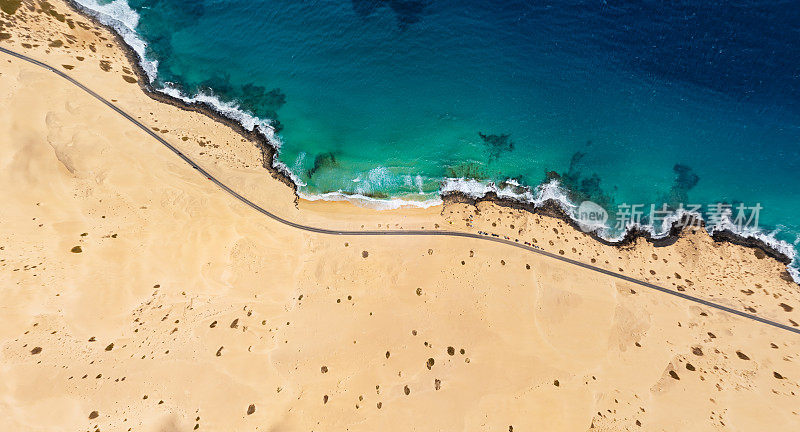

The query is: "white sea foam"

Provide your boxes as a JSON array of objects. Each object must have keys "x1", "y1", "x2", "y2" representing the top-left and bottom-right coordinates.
[
  {"x1": 158, "y1": 87, "x2": 304, "y2": 185},
  {"x1": 75, "y1": 0, "x2": 272, "y2": 135},
  {"x1": 354, "y1": 167, "x2": 399, "y2": 195},
  {"x1": 71, "y1": 0, "x2": 157, "y2": 81},
  {"x1": 440, "y1": 177, "x2": 575, "y2": 212},
  {"x1": 157, "y1": 85, "x2": 270, "y2": 132},
  {"x1": 710, "y1": 215, "x2": 799, "y2": 282},
  {"x1": 72, "y1": 0, "x2": 799, "y2": 283},
  {"x1": 299, "y1": 191, "x2": 442, "y2": 210},
  {"x1": 709, "y1": 212, "x2": 797, "y2": 264},
  {"x1": 439, "y1": 177, "x2": 800, "y2": 282},
  {"x1": 70, "y1": 0, "x2": 306, "y2": 186},
  {"x1": 328, "y1": 175, "x2": 799, "y2": 284}
]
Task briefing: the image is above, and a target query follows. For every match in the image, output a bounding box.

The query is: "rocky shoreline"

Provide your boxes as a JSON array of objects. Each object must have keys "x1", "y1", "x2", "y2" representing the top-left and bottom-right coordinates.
[
  {"x1": 443, "y1": 191, "x2": 794, "y2": 267},
  {"x1": 64, "y1": 0, "x2": 299, "y2": 194},
  {"x1": 61, "y1": 0, "x2": 796, "y2": 281}
]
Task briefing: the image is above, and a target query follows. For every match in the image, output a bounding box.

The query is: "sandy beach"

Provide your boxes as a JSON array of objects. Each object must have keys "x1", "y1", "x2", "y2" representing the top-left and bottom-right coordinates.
[{"x1": 2, "y1": 1, "x2": 800, "y2": 430}]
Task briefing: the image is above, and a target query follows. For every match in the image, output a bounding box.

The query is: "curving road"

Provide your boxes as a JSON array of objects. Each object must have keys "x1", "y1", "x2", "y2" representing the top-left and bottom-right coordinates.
[{"x1": 2, "y1": 45, "x2": 798, "y2": 335}]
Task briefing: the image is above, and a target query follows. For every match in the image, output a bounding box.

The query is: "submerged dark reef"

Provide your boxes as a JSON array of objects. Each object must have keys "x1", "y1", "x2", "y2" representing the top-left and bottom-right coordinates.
[{"x1": 351, "y1": 0, "x2": 429, "y2": 29}]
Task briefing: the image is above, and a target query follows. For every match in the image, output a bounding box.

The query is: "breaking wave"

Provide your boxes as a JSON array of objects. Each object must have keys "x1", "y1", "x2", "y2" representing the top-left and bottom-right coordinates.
[{"x1": 70, "y1": 0, "x2": 799, "y2": 283}]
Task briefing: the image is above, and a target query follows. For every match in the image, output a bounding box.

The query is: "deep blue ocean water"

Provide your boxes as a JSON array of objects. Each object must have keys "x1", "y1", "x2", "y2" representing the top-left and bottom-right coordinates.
[{"x1": 79, "y1": 0, "x2": 800, "y2": 264}]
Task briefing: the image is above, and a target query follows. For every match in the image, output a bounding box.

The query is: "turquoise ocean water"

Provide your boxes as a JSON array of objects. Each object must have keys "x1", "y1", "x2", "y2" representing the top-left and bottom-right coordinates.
[{"x1": 75, "y1": 0, "x2": 800, "y2": 272}]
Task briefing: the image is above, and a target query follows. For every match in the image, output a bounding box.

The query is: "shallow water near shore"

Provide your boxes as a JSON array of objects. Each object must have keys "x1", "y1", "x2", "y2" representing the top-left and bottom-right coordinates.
[{"x1": 76, "y1": 0, "x2": 800, "y2": 265}]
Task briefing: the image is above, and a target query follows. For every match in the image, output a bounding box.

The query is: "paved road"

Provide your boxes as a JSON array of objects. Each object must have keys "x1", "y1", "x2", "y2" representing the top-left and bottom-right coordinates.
[{"x1": 2, "y1": 45, "x2": 798, "y2": 335}]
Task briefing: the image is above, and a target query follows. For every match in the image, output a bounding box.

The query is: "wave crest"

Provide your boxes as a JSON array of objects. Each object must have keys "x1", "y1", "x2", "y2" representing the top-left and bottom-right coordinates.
[
  {"x1": 70, "y1": 0, "x2": 799, "y2": 283},
  {"x1": 72, "y1": 0, "x2": 157, "y2": 81}
]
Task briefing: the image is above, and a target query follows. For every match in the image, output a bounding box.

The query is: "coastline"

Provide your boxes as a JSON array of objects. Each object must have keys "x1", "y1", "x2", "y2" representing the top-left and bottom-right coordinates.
[
  {"x1": 3, "y1": 2, "x2": 800, "y2": 430},
  {"x1": 444, "y1": 191, "x2": 794, "y2": 266},
  {"x1": 64, "y1": 0, "x2": 299, "y2": 194},
  {"x1": 62, "y1": 0, "x2": 799, "y2": 283}
]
